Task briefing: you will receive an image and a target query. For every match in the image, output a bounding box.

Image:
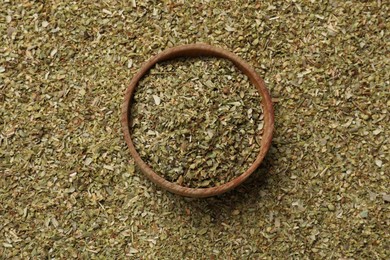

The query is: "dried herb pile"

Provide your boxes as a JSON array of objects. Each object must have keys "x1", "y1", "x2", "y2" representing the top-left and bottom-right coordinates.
[
  {"x1": 131, "y1": 57, "x2": 263, "y2": 188},
  {"x1": 1, "y1": 0, "x2": 389, "y2": 259}
]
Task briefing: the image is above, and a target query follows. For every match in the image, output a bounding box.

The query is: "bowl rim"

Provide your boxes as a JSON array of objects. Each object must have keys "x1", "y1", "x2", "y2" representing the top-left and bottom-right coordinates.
[{"x1": 121, "y1": 43, "x2": 274, "y2": 198}]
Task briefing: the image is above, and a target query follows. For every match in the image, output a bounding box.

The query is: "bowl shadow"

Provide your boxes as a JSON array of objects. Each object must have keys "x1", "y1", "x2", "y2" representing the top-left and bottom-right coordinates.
[{"x1": 178, "y1": 146, "x2": 277, "y2": 224}]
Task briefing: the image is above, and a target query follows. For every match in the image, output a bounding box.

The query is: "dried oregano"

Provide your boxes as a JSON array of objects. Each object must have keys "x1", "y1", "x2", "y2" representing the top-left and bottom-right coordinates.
[{"x1": 130, "y1": 57, "x2": 264, "y2": 188}]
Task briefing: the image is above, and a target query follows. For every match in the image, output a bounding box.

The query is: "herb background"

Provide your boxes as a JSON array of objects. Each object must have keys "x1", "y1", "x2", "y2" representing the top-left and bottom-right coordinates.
[{"x1": 1, "y1": 1, "x2": 389, "y2": 258}]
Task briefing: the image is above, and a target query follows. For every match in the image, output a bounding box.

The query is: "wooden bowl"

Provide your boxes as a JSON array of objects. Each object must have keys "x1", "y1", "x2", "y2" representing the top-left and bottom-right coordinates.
[{"x1": 121, "y1": 43, "x2": 274, "y2": 198}]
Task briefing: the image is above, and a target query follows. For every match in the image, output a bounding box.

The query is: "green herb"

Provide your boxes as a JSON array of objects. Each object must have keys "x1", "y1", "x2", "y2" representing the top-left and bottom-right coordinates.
[
  {"x1": 131, "y1": 57, "x2": 263, "y2": 188},
  {"x1": 1, "y1": 0, "x2": 388, "y2": 258}
]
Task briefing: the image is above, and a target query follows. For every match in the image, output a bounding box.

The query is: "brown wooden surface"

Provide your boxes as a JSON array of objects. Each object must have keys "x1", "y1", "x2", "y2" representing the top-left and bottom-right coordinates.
[{"x1": 121, "y1": 43, "x2": 274, "y2": 198}]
